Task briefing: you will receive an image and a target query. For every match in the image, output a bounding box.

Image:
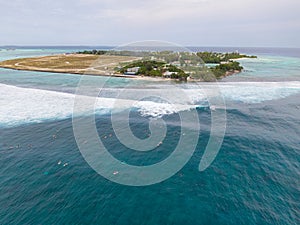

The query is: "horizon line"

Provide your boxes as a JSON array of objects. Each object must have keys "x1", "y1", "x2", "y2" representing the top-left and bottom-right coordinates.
[{"x1": 1, "y1": 45, "x2": 300, "y2": 49}]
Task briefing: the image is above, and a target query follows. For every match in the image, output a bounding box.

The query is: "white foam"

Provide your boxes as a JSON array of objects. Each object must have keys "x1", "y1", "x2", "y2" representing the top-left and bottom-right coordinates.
[
  {"x1": 0, "y1": 84, "x2": 196, "y2": 127},
  {"x1": 209, "y1": 82, "x2": 300, "y2": 104},
  {"x1": 134, "y1": 101, "x2": 197, "y2": 118},
  {"x1": 0, "y1": 81, "x2": 300, "y2": 127},
  {"x1": 0, "y1": 84, "x2": 75, "y2": 127}
]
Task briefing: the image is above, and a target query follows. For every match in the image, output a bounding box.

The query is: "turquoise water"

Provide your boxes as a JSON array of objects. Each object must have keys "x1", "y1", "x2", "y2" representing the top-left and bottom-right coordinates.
[
  {"x1": 0, "y1": 48, "x2": 299, "y2": 224},
  {"x1": 223, "y1": 56, "x2": 300, "y2": 82}
]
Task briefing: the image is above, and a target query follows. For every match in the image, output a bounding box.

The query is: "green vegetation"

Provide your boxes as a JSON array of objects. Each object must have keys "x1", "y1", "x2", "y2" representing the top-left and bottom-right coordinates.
[
  {"x1": 193, "y1": 52, "x2": 254, "y2": 78},
  {"x1": 119, "y1": 60, "x2": 165, "y2": 73},
  {"x1": 197, "y1": 52, "x2": 257, "y2": 63},
  {"x1": 211, "y1": 61, "x2": 244, "y2": 78},
  {"x1": 119, "y1": 60, "x2": 189, "y2": 81},
  {"x1": 118, "y1": 58, "x2": 245, "y2": 81},
  {"x1": 77, "y1": 50, "x2": 255, "y2": 79},
  {"x1": 114, "y1": 50, "x2": 252, "y2": 81},
  {"x1": 77, "y1": 50, "x2": 107, "y2": 55},
  {"x1": 78, "y1": 50, "x2": 256, "y2": 63}
]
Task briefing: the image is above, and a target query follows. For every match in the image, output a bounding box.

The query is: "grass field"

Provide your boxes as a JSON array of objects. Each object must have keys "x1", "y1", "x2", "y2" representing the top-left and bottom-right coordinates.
[{"x1": 0, "y1": 54, "x2": 140, "y2": 76}]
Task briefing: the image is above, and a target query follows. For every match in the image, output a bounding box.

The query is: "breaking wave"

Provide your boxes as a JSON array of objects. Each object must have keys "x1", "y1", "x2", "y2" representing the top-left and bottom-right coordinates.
[{"x1": 1, "y1": 81, "x2": 300, "y2": 127}]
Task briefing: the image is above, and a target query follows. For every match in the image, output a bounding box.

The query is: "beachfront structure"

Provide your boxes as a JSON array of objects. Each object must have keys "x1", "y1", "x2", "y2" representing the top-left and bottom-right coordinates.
[
  {"x1": 163, "y1": 71, "x2": 178, "y2": 78},
  {"x1": 124, "y1": 67, "x2": 140, "y2": 75}
]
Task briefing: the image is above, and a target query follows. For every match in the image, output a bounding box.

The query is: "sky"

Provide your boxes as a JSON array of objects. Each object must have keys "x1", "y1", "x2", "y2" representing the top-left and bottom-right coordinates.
[{"x1": 1, "y1": 0, "x2": 299, "y2": 47}]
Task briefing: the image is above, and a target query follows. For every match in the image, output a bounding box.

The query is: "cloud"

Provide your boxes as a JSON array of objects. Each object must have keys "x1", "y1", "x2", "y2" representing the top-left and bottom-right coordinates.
[{"x1": 0, "y1": 0, "x2": 299, "y2": 46}]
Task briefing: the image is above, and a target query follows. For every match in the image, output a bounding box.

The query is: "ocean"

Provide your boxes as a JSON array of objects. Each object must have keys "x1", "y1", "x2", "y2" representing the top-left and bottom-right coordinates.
[{"x1": 0, "y1": 47, "x2": 299, "y2": 224}]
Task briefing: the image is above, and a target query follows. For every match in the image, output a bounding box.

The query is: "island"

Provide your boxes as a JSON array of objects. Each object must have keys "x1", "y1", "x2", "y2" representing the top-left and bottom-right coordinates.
[{"x1": 0, "y1": 50, "x2": 257, "y2": 81}]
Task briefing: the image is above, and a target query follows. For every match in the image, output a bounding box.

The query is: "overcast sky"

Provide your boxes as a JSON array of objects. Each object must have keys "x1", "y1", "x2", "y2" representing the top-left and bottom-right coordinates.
[{"x1": 1, "y1": 0, "x2": 299, "y2": 47}]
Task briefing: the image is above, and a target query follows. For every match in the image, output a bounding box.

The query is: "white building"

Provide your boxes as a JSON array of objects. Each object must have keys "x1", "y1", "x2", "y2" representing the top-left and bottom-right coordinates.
[{"x1": 124, "y1": 67, "x2": 140, "y2": 75}]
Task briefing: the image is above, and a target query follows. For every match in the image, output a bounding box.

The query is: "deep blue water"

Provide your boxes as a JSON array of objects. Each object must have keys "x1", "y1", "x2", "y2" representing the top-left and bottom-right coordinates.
[{"x1": 0, "y1": 47, "x2": 299, "y2": 224}]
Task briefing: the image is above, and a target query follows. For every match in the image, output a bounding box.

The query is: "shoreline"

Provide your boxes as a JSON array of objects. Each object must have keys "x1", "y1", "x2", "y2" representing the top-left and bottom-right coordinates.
[
  {"x1": 0, "y1": 66, "x2": 138, "y2": 78},
  {"x1": 0, "y1": 66, "x2": 243, "y2": 82}
]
